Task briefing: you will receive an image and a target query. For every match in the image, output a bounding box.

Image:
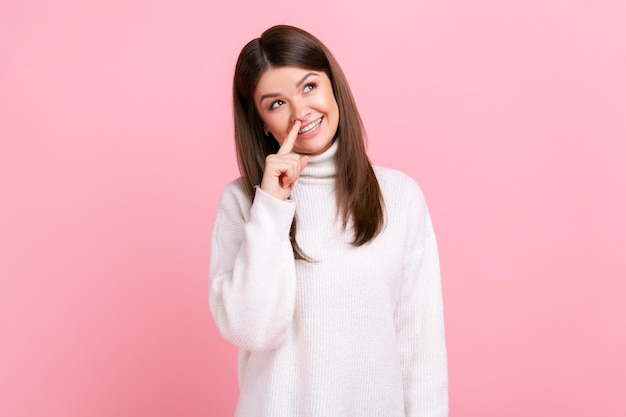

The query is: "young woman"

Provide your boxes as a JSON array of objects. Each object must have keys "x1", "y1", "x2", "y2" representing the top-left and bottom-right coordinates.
[{"x1": 210, "y1": 25, "x2": 448, "y2": 417}]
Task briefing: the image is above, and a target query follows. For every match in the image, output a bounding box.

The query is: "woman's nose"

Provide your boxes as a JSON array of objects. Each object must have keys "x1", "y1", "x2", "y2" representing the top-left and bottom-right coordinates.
[{"x1": 291, "y1": 99, "x2": 311, "y2": 122}]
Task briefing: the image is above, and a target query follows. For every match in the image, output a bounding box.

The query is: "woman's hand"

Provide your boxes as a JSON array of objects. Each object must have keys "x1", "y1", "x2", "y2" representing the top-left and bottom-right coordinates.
[{"x1": 260, "y1": 120, "x2": 309, "y2": 200}]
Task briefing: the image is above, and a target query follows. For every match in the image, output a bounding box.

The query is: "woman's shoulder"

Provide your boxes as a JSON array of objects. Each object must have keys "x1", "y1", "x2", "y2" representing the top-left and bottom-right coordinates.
[
  {"x1": 373, "y1": 165, "x2": 426, "y2": 203},
  {"x1": 217, "y1": 177, "x2": 251, "y2": 209},
  {"x1": 212, "y1": 177, "x2": 253, "y2": 228},
  {"x1": 373, "y1": 166, "x2": 432, "y2": 225}
]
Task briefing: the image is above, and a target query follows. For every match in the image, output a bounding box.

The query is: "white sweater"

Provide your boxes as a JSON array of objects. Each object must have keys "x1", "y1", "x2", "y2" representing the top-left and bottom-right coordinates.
[{"x1": 209, "y1": 140, "x2": 448, "y2": 417}]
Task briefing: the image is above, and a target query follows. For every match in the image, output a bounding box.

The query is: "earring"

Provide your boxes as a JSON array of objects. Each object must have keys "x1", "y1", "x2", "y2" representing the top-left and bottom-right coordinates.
[{"x1": 264, "y1": 127, "x2": 270, "y2": 136}]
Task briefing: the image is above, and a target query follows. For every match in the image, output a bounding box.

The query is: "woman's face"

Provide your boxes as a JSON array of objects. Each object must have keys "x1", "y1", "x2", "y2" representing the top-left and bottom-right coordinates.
[{"x1": 254, "y1": 66, "x2": 339, "y2": 156}]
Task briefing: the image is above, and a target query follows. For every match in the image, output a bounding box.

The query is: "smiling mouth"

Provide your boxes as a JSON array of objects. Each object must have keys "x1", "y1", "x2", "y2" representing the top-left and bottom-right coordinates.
[{"x1": 298, "y1": 117, "x2": 323, "y2": 134}]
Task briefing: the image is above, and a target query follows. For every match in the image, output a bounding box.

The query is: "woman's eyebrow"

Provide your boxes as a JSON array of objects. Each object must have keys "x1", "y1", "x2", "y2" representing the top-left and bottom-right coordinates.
[
  {"x1": 260, "y1": 92, "x2": 280, "y2": 104},
  {"x1": 296, "y1": 72, "x2": 317, "y2": 87},
  {"x1": 260, "y1": 73, "x2": 318, "y2": 104}
]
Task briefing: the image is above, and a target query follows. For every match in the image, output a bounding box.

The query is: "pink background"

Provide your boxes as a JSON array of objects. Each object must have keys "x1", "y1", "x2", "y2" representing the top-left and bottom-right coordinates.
[{"x1": 1, "y1": 1, "x2": 625, "y2": 416}]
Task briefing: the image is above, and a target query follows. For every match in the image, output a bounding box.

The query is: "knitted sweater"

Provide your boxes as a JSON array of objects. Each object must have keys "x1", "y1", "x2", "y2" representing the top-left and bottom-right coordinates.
[{"x1": 209, "y1": 140, "x2": 448, "y2": 417}]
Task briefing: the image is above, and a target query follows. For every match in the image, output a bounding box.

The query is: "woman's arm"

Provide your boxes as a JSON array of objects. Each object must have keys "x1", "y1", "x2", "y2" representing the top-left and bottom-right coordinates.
[
  {"x1": 209, "y1": 183, "x2": 297, "y2": 352},
  {"x1": 396, "y1": 192, "x2": 449, "y2": 417}
]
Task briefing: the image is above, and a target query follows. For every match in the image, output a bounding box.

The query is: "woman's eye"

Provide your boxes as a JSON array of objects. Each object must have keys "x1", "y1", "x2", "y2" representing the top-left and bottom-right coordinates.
[
  {"x1": 303, "y1": 82, "x2": 317, "y2": 93},
  {"x1": 270, "y1": 100, "x2": 284, "y2": 110}
]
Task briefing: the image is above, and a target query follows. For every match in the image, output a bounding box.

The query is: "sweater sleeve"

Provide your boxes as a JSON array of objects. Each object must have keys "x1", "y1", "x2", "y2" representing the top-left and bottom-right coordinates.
[
  {"x1": 209, "y1": 183, "x2": 298, "y2": 352},
  {"x1": 395, "y1": 191, "x2": 449, "y2": 417}
]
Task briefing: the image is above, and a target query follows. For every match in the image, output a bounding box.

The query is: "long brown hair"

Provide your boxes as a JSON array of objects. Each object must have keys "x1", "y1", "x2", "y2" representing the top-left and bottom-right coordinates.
[{"x1": 233, "y1": 25, "x2": 384, "y2": 259}]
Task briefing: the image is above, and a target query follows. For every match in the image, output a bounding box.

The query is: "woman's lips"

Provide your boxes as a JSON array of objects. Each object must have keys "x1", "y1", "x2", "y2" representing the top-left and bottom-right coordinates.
[{"x1": 298, "y1": 117, "x2": 324, "y2": 135}]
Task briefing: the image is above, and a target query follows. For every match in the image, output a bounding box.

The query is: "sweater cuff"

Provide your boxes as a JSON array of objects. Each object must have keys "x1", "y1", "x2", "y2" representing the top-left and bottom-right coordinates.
[{"x1": 250, "y1": 186, "x2": 296, "y2": 237}]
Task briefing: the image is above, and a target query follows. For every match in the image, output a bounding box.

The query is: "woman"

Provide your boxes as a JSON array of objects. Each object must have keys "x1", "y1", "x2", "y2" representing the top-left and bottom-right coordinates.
[{"x1": 210, "y1": 24, "x2": 448, "y2": 417}]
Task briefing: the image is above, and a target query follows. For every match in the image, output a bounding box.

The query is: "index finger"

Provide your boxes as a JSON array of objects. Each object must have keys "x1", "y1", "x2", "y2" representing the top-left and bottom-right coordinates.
[{"x1": 277, "y1": 120, "x2": 301, "y2": 155}]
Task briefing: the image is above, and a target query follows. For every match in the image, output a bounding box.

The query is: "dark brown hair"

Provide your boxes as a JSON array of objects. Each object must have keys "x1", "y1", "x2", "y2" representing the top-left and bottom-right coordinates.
[{"x1": 233, "y1": 25, "x2": 384, "y2": 259}]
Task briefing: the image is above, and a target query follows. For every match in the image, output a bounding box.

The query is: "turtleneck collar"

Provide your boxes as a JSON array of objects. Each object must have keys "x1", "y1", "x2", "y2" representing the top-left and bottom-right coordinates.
[{"x1": 300, "y1": 139, "x2": 338, "y2": 181}]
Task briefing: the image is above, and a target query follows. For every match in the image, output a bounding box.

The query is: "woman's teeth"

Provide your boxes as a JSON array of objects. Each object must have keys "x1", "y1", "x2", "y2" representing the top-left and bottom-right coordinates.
[{"x1": 298, "y1": 118, "x2": 322, "y2": 134}]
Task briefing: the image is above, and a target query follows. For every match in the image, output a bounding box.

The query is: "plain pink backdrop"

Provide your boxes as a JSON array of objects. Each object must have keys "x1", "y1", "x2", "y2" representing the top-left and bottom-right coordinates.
[{"x1": 1, "y1": 1, "x2": 625, "y2": 416}]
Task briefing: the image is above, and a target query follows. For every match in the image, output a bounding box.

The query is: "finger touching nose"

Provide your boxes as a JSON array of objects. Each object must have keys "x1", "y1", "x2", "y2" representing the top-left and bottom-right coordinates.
[{"x1": 291, "y1": 101, "x2": 311, "y2": 123}]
